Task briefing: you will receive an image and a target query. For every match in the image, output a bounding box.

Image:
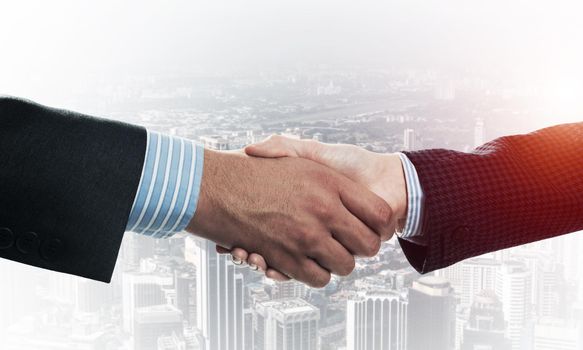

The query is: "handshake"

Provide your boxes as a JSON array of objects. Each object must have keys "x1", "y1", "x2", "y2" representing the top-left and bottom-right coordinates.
[{"x1": 188, "y1": 135, "x2": 408, "y2": 288}]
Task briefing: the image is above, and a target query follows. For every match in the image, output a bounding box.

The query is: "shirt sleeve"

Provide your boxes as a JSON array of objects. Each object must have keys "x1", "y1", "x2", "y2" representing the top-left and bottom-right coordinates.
[
  {"x1": 396, "y1": 152, "x2": 425, "y2": 240},
  {"x1": 125, "y1": 130, "x2": 204, "y2": 238}
]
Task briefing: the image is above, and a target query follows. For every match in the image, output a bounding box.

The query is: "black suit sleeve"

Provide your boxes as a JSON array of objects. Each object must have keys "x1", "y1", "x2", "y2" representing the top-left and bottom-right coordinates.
[
  {"x1": 401, "y1": 122, "x2": 583, "y2": 273},
  {"x1": 0, "y1": 96, "x2": 146, "y2": 282}
]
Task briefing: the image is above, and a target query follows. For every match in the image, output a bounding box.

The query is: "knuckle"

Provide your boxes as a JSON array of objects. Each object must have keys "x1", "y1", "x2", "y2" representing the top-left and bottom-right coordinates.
[
  {"x1": 337, "y1": 257, "x2": 356, "y2": 276},
  {"x1": 374, "y1": 202, "x2": 393, "y2": 226},
  {"x1": 312, "y1": 272, "x2": 331, "y2": 289},
  {"x1": 298, "y1": 230, "x2": 314, "y2": 248},
  {"x1": 363, "y1": 235, "x2": 381, "y2": 257},
  {"x1": 315, "y1": 199, "x2": 335, "y2": 221},
  {"x1": 301, "y1": 261, "x2": 329, "y2": 288}
]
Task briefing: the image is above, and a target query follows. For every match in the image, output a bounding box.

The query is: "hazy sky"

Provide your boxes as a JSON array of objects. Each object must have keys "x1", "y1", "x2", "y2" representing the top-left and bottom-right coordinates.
[{"x1": 1, "y1": 0, "x2": 582, "y2": 107}]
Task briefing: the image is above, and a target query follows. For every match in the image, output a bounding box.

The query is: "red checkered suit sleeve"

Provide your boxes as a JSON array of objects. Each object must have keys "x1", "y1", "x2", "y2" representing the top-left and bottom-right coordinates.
[{"x1": 400, "y1": 122, "x2": 583, "y2": 273}]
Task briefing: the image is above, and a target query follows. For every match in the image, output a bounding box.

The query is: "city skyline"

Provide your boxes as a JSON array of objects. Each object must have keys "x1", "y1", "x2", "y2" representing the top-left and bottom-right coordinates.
[{"x1": 0, "y1": 67, "x2": 581, "y2": 349}]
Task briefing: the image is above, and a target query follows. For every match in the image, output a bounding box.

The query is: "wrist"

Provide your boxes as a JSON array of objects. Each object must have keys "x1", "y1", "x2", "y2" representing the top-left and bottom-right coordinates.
[
  {"x1": 375, "y1": 153, "x2": 408, "y2": 222},
  {"x1": 186, "y1": 149, "x2": 233, "y2": 241}
]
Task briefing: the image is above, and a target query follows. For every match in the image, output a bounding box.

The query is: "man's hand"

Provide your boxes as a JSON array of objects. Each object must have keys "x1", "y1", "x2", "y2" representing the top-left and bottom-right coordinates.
[
  {"x1": 218, "y1": 136, "x2": 408, "y2": 282},
  {"x1": 187, "y1": 149, "x2": 393, "y2": 288},
  {"x1": 247, "y1": 136, "x2": 408, "y2": 230}
]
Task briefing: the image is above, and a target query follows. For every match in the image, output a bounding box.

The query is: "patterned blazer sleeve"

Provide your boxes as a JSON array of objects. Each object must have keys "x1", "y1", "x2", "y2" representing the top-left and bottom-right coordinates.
[{"x1": 400, "y1": 122, "x2": 583, "y2": 273}]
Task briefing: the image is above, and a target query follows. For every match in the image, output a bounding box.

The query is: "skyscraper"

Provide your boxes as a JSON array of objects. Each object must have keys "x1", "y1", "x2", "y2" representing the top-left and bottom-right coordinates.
[
  {"x1": 174, "y1": 269, "x2": 197, "y2": 327},
  {"x1": 435, "y1": 262, "x2": 464, "y2": 292},
  {"x1": 460, "y1": 257, "x2": 501, "y2": 307},
  {"x1": 461, "y1": 290, "x2": 511, "y2": 350},
  {"x1": 496, "y1": 261, "x2": 532, "y2": 350},
  {"x1": 254, "y1": 298, "x2": 320, "y2": 350},
  {"x1": 533, "y1": 318, "x2": 581, "y2": 350},
  {"x1": 346, "y1": 290, "x2": 408, "y2": 350},
  {"x1": 267, "y1": 279, "x2": 307, "y2": 300},
  {"x1": 75, "y1": 278, "x2": 113, "y2": 313},
  {"x1": 407, "y1": 276, "x2": 456, "y2": 350},
  {"x1": 122, "y1": 272, "x2": 174, "y2": 333},
  {"x1": 133, "y1": 304, "x2": 184, "y2": 350},
  {"x1": 403, "y1": 129, "x2": 416, "y2": 151},
  {"x1": 536, "y1": 259, "x2": 563, "y2": 318},
  {"x1": 186, "y1": 236, "x2": 245, "y2": 350}
]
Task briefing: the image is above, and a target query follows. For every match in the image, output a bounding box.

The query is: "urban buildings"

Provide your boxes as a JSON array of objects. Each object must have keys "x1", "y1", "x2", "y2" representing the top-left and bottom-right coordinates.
[
  {"x1": 254, "y1": 298, "x2": 320, "y2": 350},
  {"x1": 0, "y1": 68, "x2": 581, "y2": 350},
  {"x1": 496, "y1": 261, "x2": 532, "y2": 350},
  {"x1": 460, "y1": 290, "x2": 511, "y2": 350},
  {"x1": 407, "y1": 276, "x2": 456, "y2": 350},
  {"x1": 346, "y1": 290, "x2": 407, "y2": 350}
]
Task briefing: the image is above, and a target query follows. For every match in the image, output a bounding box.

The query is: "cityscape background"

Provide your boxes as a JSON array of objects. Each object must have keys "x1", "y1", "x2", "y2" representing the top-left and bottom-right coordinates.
[{"x1": 1, "y1": 1, "x2": 583, "y2": 349}]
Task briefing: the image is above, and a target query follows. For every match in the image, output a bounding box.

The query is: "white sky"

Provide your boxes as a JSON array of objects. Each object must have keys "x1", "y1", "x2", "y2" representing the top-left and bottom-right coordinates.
[{"x1": 1, "y1": 0, "x2": 582, "y2": 123}]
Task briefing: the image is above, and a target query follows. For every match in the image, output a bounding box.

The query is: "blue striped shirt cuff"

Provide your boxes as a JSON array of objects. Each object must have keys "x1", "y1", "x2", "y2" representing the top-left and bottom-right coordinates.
[
  {"x1": 125, "y1": 130, "x2": 204, "y2": 238},
  {"x1": 397, "y1": 153, "x2": 424, "y2": 239}
]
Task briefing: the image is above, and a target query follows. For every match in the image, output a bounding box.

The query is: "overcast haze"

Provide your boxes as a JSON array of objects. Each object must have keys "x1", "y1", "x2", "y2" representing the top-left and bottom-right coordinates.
[
  {"x1": 1, "y1": 1, "x2": 582, "y2": 71},
  {"x1": 1, "y1": 2, "x2": 582, "y2": 349},
  {"x1": 1, "y1": 0, "x2": 583, "y2": 123}
]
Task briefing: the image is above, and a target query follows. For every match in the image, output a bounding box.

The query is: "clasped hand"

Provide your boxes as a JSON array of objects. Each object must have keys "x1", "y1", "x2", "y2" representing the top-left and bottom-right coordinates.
[{"x1": 188, "y1": 136, "x2": 407, "y2": 288}]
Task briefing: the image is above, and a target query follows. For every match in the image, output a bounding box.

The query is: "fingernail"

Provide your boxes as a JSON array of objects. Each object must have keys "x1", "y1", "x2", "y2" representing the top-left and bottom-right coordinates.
[
  {"x1": 249, "y1": 263, "x2": 259, "y2": 271},
  {"x1": 231, "y1": 256, "x2": 243, "y2": 265}
]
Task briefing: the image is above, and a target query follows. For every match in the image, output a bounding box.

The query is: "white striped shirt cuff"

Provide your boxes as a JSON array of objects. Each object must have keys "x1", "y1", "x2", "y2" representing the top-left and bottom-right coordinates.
[
  {"x1": 397, "y1": 153, "x2": 425, "y2": 239},
  {"x1": 125, "y1": 130, "x2": 204, "y2": 238}
]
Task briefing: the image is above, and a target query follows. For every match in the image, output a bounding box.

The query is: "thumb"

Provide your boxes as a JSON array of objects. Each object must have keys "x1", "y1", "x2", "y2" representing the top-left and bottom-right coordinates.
[{"x1": 245, "y1": 135, "x2": 307, "y2": 158}]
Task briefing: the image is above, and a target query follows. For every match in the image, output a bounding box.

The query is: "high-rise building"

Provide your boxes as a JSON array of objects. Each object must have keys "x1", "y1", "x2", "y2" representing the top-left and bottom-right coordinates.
[
  {"x1": 122, "y1": 272, "x2": 174, "y2": 332},
  {"x1": 346, "y1": 290, "x2": 407, "y2": 350},
  {"x1": 461, "y1": 290, "x2": 511, "y2": 350},
  {"x1": 533, "y1": 318, "x2": 581, "y2": 350},
  {"x1": 186, "y1": 236, "x2": 245, "y2": 350},
  {"x1": 407, "y1": 276, "x2": 456, "y2": 350},
  {"x1": 267, "y1": 279, "x2": 307, "y2": 300},
  {"x1": 496, "y1": 261, "x2": 532, "y2": 350},
  {"x1": 0, "y1": 262, "x2": 40, "y2": 328},
  {"x1": 121, "y1": 233, "x2": 155, "y2": 270},
  {"x1": 403, "y1": 129, "x2": 416, "y2": 151},
  {"x1": 557, "y1": 232, "x2": 581, "y2": 281},
  {"x1": 174, "y1": 269, "x2": 197, "y2": 327},
  {"x1": 536, "y1": 259, "x2": 563, "y2": 318},
  {"x1": 435, "y1": 262, "x2": 464, "y2": 292},
  {"x1": 254, "y1": 298, "x2": 320, "y2": 350},
  {"x1": 133, "y1": 305, "x2": 183, "y2": 350},
  {"x1": 459, "y1": 257, "x2": 500, "y2": 307},
  {"x1": 511, "y1": 249, "x2": 549, "y2": 308},
  {"x1": 158, "y1": 332, "x2": 187, "y2": 350},
  {"x1": 75, "y1": 278, "x2": 113, "y2": 313},
  {"x1": 199, "y1": 135, "x2": 230, "y2": 150}
]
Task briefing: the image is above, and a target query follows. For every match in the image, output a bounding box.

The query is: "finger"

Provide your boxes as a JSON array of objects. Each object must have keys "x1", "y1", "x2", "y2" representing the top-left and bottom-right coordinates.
[
  {"x1": 245, "y1": 135, "x2": 302, "y2": 158},
  {"x1": 331, "y1": 205, "x2": 382, "y2": 258},
  {"x1": 248, "y1": 253, "x2": 268, "y2": 272},
  {"x1": 263, "y1": 250, "x2": 330, "y2": 288},
  {"x1": 338, "y1": 179, "x2": 394, "y2": 241},
  {"x1": 309, "y1": 238, "x2": 355, "y2": 276},
  {"x1": 266, "y1": 268, "x2": 291, "y2": 281},
  {"x1": 296, "y1": 258, "x2": 332, "y2": 288},
  {"x1": 216, "y1": 245, "x2": 231, "y2": 254},
  {"x1": 231, "y1": 248, "x2": 249, "y2": 265}
]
